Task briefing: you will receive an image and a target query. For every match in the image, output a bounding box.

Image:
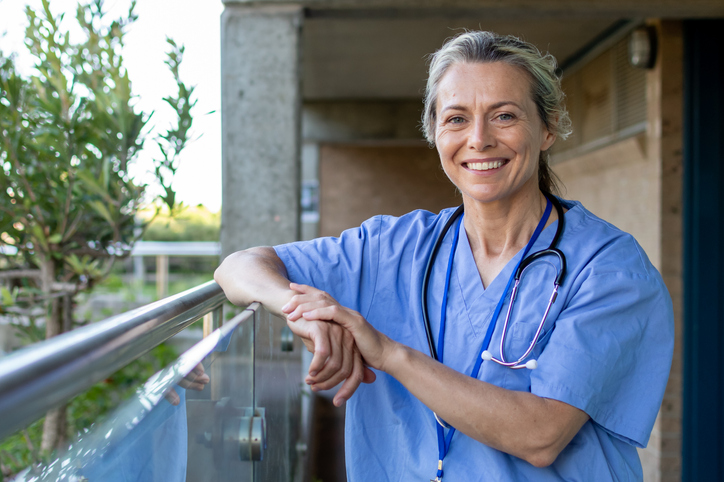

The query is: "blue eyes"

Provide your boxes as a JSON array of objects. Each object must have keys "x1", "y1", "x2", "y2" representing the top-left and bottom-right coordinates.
[{"x1": 445, "y1": 113, "x2": 515, "y2": 125}]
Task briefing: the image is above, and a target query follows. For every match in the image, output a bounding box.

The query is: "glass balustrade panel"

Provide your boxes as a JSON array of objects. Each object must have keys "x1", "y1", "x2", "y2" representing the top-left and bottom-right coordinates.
[{"x1": 7, "y1": 309, "x2": 253, "y2": 482}]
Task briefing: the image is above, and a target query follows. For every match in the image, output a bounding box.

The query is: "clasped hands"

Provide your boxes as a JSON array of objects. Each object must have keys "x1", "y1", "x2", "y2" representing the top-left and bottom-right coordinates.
[{"x1": 282, "y1": 283, "x2": 397, "y2": 407}]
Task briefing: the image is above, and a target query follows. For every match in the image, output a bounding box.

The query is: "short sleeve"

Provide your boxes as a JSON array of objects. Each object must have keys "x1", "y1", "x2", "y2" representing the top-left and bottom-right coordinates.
[
  {"x1": 531, "y1": 267, "x2": 674, "y2": 447},
  {"x1": 274, "y1": 216, "x2": 382, "y2": 316}
]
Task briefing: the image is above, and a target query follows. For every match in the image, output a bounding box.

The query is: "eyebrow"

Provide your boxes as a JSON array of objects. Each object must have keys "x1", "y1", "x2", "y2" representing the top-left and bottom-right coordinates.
[{"x1": 439, "y1": 101, "x2": 523, "y2": 114}]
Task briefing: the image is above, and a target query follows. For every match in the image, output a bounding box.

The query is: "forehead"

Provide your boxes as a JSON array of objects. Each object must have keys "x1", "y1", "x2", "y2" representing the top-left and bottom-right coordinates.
[{"x1": 436, "y1": 61, "x2": 534, "y2": 109}]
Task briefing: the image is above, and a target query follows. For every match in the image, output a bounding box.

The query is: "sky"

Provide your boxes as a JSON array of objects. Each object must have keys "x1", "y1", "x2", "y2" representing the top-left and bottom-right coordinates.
[{"x1": 0, "y1": 0, "x2": 224, "y2": 212}]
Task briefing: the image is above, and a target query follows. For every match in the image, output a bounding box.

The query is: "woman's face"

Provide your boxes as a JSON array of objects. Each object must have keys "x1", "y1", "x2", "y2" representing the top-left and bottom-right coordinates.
[{"x1": 434, "y1": 61, "x2": 556, "y2": 206}]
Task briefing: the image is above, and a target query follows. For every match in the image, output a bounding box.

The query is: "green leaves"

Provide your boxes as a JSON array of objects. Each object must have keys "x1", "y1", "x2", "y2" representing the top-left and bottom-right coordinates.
[
  {"x1": 65, "y1": 253, "x2": 102, "y2": 278},
  {"x1": 0, "y1": 1, "x2": 195, "y2": 468},
  {"x1": 0, "y1": 286, "x2": 17, "y2": 311},
  {"x1": 0, "y1": 0, "x2": 195, "y2": 286},
  {"x1": 153, "y1": 37, "x2": 197, "y2": 217}
]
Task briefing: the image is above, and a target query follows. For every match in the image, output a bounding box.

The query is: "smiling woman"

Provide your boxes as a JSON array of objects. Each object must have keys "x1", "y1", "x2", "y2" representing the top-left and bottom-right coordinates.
[
  {"x1": 434, "y1": 62, "x2": 556, "y2": 210},
  {"x1": 215, "y1": 31, "x2": 674, "y2": 482}
]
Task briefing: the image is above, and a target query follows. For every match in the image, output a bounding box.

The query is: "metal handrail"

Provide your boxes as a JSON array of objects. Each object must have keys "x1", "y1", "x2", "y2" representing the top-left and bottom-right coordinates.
[{"x1": 0, "y1": 280, "x2": 226, "y2": 440}]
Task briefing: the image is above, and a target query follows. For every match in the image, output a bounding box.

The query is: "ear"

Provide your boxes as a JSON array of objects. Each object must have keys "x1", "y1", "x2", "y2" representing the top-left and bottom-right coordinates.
[{"x1": 540, "y1": 126, "x2": 557, "y2": 152}]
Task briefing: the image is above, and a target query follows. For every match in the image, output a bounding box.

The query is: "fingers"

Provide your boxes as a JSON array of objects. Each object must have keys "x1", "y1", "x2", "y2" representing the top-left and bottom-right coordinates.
[
  {"x1": 286, "y1": 299, "x2": 333, "y2": 322},
  {"x1": 362, "y1": 366, "x2": 377, "y2": 384},
  {"x1": 307, "y1": 324, "x2": 332, "y2": 377},
  {"x1": 282, "y1": 284, "x2": 333, "y2": 321},
  {"x1": 282, "y1": 282, "x2": 375, "y2": 402},
  {"x1": 307, "y1": 325, "x2": 355, "y2": 391},
  {"x1": 302, "y1": 305, "x2": 357, "y2": 333},
  {"x1": 165, "y1": 388, "x2": 181, "y2": 406},
  {"x1": 332, "y1": 346, "x2": 365, "y2": 406},
  {"x1": 177, "y1": 363, "x2": 210, "y2": 391}
]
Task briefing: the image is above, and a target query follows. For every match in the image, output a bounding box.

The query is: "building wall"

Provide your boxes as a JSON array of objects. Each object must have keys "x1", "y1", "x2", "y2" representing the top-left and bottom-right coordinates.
[
  {"x1": 552, "y1": 20, "x2": 683, "y2": 481},
  {"x1": 318, "y1": 144, "x2": 460, "y2": 237}
]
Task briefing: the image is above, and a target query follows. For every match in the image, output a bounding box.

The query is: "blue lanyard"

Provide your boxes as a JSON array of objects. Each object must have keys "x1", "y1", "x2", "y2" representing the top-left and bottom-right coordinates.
[{"x1": 433, "y1": 198, "x2": 552, "y2": 481}]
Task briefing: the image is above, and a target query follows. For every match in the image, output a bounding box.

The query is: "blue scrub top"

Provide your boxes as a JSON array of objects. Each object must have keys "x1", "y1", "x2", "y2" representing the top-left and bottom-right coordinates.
[{"x1": 275, "y1": 199, "x2": 674, "y2": 481}]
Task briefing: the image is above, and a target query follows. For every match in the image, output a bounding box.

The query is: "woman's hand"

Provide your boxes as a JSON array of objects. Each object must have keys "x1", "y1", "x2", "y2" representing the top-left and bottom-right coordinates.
[
  {"x1": 283, "y1": 284, "x2": 378, "y2": 406},
  {"x1": 283, "y1": 283, "x2": 399, "y2": 373},
  {"x1": 215, "y1": 248, "x2": 373, "y2": 406},
  {"x1": 284, "y1": 287, "x2": 587, "y2": 466}
]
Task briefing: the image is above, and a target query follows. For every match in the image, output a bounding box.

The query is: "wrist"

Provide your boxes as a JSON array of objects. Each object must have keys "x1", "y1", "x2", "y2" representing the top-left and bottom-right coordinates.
[
  {"x1": 269, "y1": 288, "x2": 299, "y2": 318},
  {"x1": 379, "y1": 339, "x2": 407, "y2": 375}
]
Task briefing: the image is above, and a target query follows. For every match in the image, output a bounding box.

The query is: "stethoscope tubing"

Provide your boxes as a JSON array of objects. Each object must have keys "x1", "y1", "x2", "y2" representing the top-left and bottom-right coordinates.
[
  {"x1": 421, "y1": 204, "x2": 464, "y2": 362},
  {"x1": 421, "y1": 194, "x2": 566, "y2": 365}
]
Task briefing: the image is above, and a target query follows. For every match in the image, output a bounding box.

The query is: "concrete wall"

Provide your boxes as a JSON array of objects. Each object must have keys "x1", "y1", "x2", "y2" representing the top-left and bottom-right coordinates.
[
  {"x1": 222, "y1": 0, "x2": 724, "y2": 18},
  {"x1": 552, "y1": 20, "x2": 683, "y2": 481},
  {"x1": 220, "y1": 5, "x2": 303, "y2": 257}
]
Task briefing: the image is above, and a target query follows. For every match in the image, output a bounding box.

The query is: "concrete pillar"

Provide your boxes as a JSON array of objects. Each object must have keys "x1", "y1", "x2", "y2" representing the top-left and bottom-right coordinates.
[{"x1": 220, "y1": 4, "x2": 303, "y2": 258}]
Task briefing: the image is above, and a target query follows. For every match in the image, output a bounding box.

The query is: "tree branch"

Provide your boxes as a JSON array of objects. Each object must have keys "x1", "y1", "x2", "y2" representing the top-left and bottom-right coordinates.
[{"x1": 0, "y1": 270, "x2": 42, "y2": 280}]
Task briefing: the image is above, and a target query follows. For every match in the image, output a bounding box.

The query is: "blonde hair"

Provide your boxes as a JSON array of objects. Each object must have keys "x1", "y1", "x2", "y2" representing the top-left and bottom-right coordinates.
[{"x1": 422, "y1": 31, "x2": 572, "y2": 195}]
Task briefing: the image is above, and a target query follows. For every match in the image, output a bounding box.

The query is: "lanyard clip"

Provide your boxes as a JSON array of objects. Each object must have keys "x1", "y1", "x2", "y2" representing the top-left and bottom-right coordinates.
[{"x1": 430, "y1": 459, "x2": 443, "y2": 481}]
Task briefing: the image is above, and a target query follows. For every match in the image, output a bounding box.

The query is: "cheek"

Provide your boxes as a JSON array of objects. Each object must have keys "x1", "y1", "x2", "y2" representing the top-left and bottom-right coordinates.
[{"x1": 435, "y1": 128, "x2": 461, "y2": 156}]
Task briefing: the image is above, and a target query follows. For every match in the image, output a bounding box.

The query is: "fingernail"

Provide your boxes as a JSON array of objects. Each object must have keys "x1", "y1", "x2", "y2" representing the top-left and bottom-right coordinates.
[
  {"x1": 310, "y1": 370, "x2": 318, "y2": 377},
  {"x1": 281, "y1": 303, "x2": 290, "y2": 312}
]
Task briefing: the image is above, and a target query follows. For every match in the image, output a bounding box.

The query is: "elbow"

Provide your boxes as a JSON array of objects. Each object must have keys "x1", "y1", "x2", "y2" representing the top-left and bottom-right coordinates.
[
  {"x1": 213, "y1": 249, "x2": 257, "y2": 304},
  {"x1": 520, "y1": 429, "x2": 572, "y2": 468},
  {"x1": 525, "y1": 447, "x2": 560, "y2": 468},
  {"x1": 213, "y1": 251, "x2": 239, "y2": 287}
]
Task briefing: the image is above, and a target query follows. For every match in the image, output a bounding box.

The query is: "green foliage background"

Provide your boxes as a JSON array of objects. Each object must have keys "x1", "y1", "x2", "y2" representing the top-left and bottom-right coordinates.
[
  {"x1": 0, "y1": 0, "x2": 199, "y2": 476},
  {"x1": 142, "y1": 205, "x2": 220, "y2": 243}
]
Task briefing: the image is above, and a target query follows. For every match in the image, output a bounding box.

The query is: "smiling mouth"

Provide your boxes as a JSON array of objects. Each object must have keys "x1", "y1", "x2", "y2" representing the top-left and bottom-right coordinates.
[{"x1": 465, "y1": 160, "x2": 507, "y2": 171}]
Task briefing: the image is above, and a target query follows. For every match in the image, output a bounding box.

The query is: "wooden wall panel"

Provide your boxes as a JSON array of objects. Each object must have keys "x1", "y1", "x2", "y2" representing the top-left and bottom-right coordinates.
[{"x1": 319, "y1": 145, "x2": 460, "y2": 237}]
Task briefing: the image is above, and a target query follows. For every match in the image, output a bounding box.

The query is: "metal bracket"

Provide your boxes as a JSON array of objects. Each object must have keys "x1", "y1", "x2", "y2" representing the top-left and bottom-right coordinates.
[
  {"x1": 237, "y1": 406, "x2": 266, "y2": 461},
  {"x1": 194, "y1": 398, "x2": 267, "y2": 463}
]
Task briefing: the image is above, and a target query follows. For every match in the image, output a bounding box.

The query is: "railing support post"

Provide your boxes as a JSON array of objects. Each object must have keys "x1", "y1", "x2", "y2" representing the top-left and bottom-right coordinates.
[
  {"x1": 203, "y1": 305, "x2": 223, "y2": 338},
  {"x1": 204, "y1": 305, "x2": 224, "y2": 401},
  {"x1": 156, "y1": 254, "x2": 169, "y2": 299}
]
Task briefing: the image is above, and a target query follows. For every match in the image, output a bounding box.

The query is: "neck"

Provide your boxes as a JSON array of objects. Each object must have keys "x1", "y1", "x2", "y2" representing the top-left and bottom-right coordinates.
[
  {"x1": 463, "y1": 186, "x2": 555, "y2": 288},
  {"x1": 464, "y1": 190, "x2": 549, "y2": 255}
]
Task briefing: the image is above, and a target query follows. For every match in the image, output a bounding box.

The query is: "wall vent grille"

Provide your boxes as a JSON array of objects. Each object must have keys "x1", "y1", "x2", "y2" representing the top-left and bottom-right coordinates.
[{"x1": 554, "y1": 37, "x2": 647, "y2": 159}]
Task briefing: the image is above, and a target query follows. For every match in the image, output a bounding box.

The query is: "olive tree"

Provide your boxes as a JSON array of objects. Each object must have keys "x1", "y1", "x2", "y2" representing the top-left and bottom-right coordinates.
[{"x1": 0, "y1": 0, "x2": 194, "y2": 453}]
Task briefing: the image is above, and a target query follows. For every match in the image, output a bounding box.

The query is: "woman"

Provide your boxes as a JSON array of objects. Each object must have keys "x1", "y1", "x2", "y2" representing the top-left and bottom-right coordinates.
[{"x1": 215, "y1": 31, "x2": 674, "y2": 481}]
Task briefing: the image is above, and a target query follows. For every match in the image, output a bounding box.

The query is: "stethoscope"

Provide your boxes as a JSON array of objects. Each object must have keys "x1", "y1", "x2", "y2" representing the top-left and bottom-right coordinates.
[{"x1": 420, "y1": 194, "x2": 567, "y2": 481}]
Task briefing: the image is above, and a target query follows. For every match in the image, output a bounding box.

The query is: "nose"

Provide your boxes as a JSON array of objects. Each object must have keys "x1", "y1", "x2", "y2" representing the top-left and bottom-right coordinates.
[{"x1": 468, "y1": 117, "x2": 495, "y2": 151}]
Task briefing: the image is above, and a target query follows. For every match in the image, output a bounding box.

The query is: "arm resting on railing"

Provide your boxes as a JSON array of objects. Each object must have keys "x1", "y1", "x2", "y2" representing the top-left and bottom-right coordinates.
[{"x1": 215, "y1": 247, "x2": 375, "y2": 405}]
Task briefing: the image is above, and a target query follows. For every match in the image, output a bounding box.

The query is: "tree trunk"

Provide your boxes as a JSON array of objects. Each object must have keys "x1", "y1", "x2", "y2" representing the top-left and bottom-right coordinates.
[
  {"x1": 39, "y1": 257, "x2": 67, "y2": 453},
  {"x1": 40, "y1": 405, "x2": 68, "y2": 453}
]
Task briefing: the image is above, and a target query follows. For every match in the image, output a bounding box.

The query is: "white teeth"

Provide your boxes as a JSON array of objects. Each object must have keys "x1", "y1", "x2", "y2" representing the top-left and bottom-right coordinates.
[{"x1": 467, "y1": 161, "x2": 504, "y2": 171}]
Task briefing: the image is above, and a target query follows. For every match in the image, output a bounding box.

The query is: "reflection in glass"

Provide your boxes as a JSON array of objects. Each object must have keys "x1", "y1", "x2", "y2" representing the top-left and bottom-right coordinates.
[
  {"x1": 10, "y1": 305, "x2": 303, "y2": 482},
  {"x1": 13, "y1": 310, "x2": 251, "y2": 482}
]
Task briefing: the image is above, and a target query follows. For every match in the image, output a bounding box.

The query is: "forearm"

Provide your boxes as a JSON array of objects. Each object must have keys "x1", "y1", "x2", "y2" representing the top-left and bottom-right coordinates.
[
  {"x1": 216, "y1": 254, "x2": 374, "y2": 404},
  {"x1": 214, "y1": 247, "x2": 296, "y2": 317},
  {"x1": 383, "y1": 344, "x2": 588, "y2": 467}
]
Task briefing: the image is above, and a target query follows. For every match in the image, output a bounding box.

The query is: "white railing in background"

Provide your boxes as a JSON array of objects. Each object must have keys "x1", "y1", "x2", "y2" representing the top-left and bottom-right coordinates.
[{"x1": 131, "y1": 241, "x2": 221, "y2": 299}]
